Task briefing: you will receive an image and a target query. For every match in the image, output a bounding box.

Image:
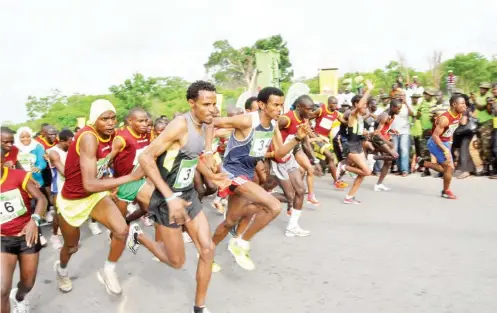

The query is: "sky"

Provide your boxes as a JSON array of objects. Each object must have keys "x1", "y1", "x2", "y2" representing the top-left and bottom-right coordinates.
[{"x1": 1, "y1": 0, "x2": 496, "y2": 123}]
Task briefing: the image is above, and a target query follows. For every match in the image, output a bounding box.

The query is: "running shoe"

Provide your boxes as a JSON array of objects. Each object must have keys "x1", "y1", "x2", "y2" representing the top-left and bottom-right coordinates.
[
  {"x1": 141, "y1": 215, "x2": 154, "y2": 227},
  {"x1": 285, "y1": 226, "x2": 311, "y2": 237},
  {"x1": 39, "y1": 235, "x2": 48, "y2": 247},
  {"x1": 45, "y1": 207, "x2": 54, "y2": 223},
  {"x1": 183, "y1": 231, "x2": 193, "y2": 243},
  {"x1": 54, "y1": 260, "x2": 72, "y2": 293},
  {"x1": 212, "y1": 261, "x2": 222, "y2": 273},
  {"x1": 126, "y1": 223, "x2": 142, "y2": 254},
  {"x1": 336, "y1": 161, "x2": 346, "y2": 180},
  {"x1": 191, "y1": 307, "x2": 212, "y2": 313},
  {"x1": 343, "y1": 197, "x2": 361, "y2": 204},
  {"x1": 50, "y1": 235, "x2": 63, "y2": 250},
  {"x1": 307, "y1": 194, "x2": 320, "y2": 205},
  {"x1": 10, "y1": 288, "x2": 29, "y2": 313},
  {"x1": 441, "y1": 190, "x2": 457, "y2": 199},
  {"x1": 374, "y1": 184, "x2": 391, "y2": 192},
  {"x1": 88, "y1": 221, "x2": 102, "y2": 235},
  {"x1": 227, "y1": 238, "x2": 255, "y2": 271},
  {"x1": 97, "y1": 268, "x2": 122, "y2": 295},
  {"x1": 334, "y1": 180, "x2": 348, "y2": 189}
]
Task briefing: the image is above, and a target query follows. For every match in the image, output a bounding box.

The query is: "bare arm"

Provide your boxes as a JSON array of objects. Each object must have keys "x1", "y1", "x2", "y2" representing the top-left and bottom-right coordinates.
[
  {"x1": 271, "y1": 126, "x2": 307, "y2": 160},
  {"x1": 48, "y1": 150, "x2": 65, "y2": 177},
  {"x1": 138, "y1": 117, "x2": 187, "y2": 199},
  {"x1": 79, "y1": 133, "x2": 134, "y2": 193},
  {"x1": 206, "y1": 114, "x2": 252, "y2": 152},
  {"x1": 374, "y1": 113, "x2": 390, "y2": 142},
  {"x1": 26, "y1": 177, "x2": 47, "y2": 217},
  {"x1": 107, "y1": 136, "x2": 125, "y2": 163}
]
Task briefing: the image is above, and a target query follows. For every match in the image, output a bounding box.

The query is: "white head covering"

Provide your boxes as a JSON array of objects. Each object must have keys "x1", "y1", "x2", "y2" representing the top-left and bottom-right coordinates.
[
  {"x1": 88, "y1": 99, "x2": 116, "y2": 125},
  {"x1": 15, "y1": 126, "x2": 40, "y2": 154}
]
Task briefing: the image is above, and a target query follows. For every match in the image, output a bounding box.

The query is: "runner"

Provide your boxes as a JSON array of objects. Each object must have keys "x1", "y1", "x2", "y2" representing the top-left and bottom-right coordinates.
[
  {"x1": 208, "y1": 87, "x2": 310, "y2": 270},
  {"x1": 0, "y1": 150, "x2": 47, "y2": 313},
  {"x1": 55, "y1": 99, "x2": 144, "y2": 295},
  {"x1": 109, "y1": 108, "x2": 154, "y2": 225},
  {"x1": 245, "y1": 96, "x2": 259, "y2": 113},
  {"x1": 137, "y1": 81, "x2": 231, "y2": 313},
  {"x1": 417, "y1": 95, "x2": 467, "y2": 198},
  {"x1": 35, "y1": 125, "x2": 58, "y2": 222},
  {"x1": 47, "y1": 129, "x2": 74, "y2": 249},
  {"x1": 371, "y1": 99, "x2": 402, "y2": 191},
  {"x1": 270, "y1": 94, "x2": 316, "y2": 234},
  {"x1": 1, "y1": 126, "x2": 21, "y2": 169},
  {"x1": 311, "y1": 96, "x2": 349, "y2": 189},
  {"x1": 337, "y1": 80, "x2": 375, "y2": 204}
]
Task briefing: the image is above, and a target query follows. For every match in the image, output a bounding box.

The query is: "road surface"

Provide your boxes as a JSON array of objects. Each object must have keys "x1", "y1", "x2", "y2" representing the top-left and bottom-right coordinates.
[{"x1": 16, "y1": 174, "x2": 497, "y2": 313}]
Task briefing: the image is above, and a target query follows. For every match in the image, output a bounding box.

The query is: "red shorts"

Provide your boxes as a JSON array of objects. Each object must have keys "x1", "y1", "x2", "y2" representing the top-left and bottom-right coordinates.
[{"x1": 218, "y1": 175, "x2": 249, "y2": 198}]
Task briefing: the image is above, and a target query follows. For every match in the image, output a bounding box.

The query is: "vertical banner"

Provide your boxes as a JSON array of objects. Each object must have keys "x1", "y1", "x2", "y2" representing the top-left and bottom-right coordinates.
[
  {"x1": 77, "y1": 117, "x2": 86, "y2": 128},
  {"x1": 255, "y1": 50, "x2": 281, "y2": 89},
  {"x1": 216, "y1": 93, "x2": 224, "y2": 114},
  {"x1": 319, "y1": 68, "x2": 339, "y2": 95}
]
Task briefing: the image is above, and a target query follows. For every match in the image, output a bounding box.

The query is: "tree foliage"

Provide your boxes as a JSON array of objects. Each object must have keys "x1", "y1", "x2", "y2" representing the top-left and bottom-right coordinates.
[
  {"x1": 204, "y1": 34, "x2": 293, "y2": 89},
  {"x1": 441, "y1": 52, "x2": 497, "y2": 92}
]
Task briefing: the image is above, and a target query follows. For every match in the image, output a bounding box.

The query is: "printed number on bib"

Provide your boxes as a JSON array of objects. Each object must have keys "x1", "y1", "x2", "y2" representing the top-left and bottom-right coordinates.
[
  {"x1": 0, "y1": 189, "x2": 28, "y2": 225},
  {"x1": 442, "y1": 123, "x2": 459, "y2": 138},
  {"x1": 173, "y1": 158, "x2": 199, "y2": 189},
  {"x1": 249, "y1": 131, "x2": 273, "y2": 157},
  {"x1": 18, "y1": 152, "x2": 36, "y2": 172},
  {"x1": 319, "y1": 118, "x2": 333, "y2": 130}
]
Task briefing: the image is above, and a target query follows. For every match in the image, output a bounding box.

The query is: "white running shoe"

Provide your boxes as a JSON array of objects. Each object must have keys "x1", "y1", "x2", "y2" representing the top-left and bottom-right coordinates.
[
  {"x1": 127, "y1": 202, "x2": 139, "y2": 214},
  {"x1": 39, "y1": 235, "x2": 47, "y2": 247},
  {"x1": 336, "y1": 161, "x2": 347, "y2": 180},
  {"x1": 88, "y1": 221, "x2": 102, "y2": 235},
  {"x1": 10, "y1": 288, "x2": 30, "y2": 313},
  {"x1": 142, "y1": 216, "x2": 153, "y2": 227},
  {"x1": 97, "y1": 268, "x2": 122, "y2": 295},
  {"x1": 45, "y1": 208, "x2": 54, "y2": 223},
  {"x1": 374, "y1": 184, "x2": 391, "y2": 192},
  {"x1": 192, "y1": 307, "x2": 211, "y2": 313},
  {"x1": 285, "y1": 226, "x2": 311, "y2": 237},
  {"x1": 50, "y1": 235, "x2": 63, "y2": 250},
  {"x1": 127, "y1": 223, "x2": 142, "y2": 254},
  {"x1": 183, "y1": 232, "x2": 193, "y2": 243},
  {"x1": 54, "y1": 260, "x2": 72, "y2": 293}
]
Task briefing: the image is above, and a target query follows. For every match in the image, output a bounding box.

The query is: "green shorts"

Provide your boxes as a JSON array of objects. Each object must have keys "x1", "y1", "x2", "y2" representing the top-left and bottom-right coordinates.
[{"x1": 116, "y1": 178, "x2": 146, "y2": 202}]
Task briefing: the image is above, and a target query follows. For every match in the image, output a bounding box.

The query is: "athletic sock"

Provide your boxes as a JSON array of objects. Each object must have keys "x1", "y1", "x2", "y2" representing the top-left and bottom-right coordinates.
[
  {"x1": 104, "y1": 261, "x2": 117, "y2": 272},
  {"x1": 345, "y1": 195, "x2": 354, "y2": 200},
  {"x1": 288, "y1": 209, "x2": 302, "y2": 229}
]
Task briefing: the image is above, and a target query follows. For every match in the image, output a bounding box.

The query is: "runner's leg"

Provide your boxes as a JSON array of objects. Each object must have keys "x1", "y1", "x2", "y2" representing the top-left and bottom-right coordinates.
[
  {"x1": 16, "y1": 252, "x2": 39, "y2": 302},
  {"x1": 0, "y1": 253, "x2": 17, "y2": 313}
]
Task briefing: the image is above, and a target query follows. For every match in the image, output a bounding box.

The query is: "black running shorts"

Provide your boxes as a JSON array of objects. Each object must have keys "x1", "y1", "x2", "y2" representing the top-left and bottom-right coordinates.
[
  {"x1": 1, "y1": 234, "x2": 42, "y2": 255},
  {"x1": 148, "y1": 188, "x2": 202, "y2": 228}
]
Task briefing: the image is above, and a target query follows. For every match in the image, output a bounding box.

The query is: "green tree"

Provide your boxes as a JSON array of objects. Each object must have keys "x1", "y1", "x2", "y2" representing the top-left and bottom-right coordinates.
[
  {"x1": 441, "y1": 52, "x2": 497, "y2": 92},
  {"x1": 109, "y1": 73, "x2": 158, "y2": 111},
  {"x1": 25, "y1": 89, "x2": 66, "y2": 120},
  {"x1": 204, "y1": 34, "x2": 293, "y2": 88}
]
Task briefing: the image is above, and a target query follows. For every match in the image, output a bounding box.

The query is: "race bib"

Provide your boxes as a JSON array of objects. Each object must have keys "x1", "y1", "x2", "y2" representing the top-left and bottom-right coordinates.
[
  {"x1": 0, "y1": 189, "x2": 28, "y2": 225},
  {"x1": 18, "y1": 152, "x2": 36, "y2": 172},
  {"x1": 319, "y1": 117, "x2": 333, "y2": 130},
  {"x1": 133, "y1": 147, "x2": 147, "y2": 165},
  {"x1": 173, "y1": 158, "x2": 199, "y2": 189},
  {"x1": 96, "y1": 156, "x2": 110, "y2": 179},
  {"x1": 249, "y1": 130, "x2": 273, "y2": 158},
  {"x1": 442, "y1": 123, "x2": 459, "y2": 138}
]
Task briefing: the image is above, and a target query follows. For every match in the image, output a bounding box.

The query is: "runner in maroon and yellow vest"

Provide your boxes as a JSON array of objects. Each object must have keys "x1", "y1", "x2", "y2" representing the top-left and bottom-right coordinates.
[{"x1": 1, "y1": 150, "x2": 47, "y2": 313}]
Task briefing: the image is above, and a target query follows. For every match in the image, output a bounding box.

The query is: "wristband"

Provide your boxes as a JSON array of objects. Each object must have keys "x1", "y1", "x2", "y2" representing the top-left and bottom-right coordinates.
[
  {"x1": 31, "y1": 214, "x2": 41, "y2": 226},
  {"x1": 165, "y1": 194, "x2": 177, "y2": 202}
]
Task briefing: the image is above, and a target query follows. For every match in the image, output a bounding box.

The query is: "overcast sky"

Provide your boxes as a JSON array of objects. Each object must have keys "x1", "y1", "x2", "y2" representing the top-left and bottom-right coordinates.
[{"x1": 1, "y1": 0, "x2": 496, "y2": 123}]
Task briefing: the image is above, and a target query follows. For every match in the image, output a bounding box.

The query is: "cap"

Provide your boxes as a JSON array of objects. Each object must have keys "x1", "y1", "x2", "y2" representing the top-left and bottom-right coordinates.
[
  {"x1": 479, "y1": 82, "x2": 491, "y2": 89},
  {"x1": 423, "y1": 88, "x2": 436, "y2": 96},
  {"x1": 411, "y1": 93, "x2": 422, "y2": 98},
  {"x1": 448, "y1": 70, "x2": 453, "y2": 73}
]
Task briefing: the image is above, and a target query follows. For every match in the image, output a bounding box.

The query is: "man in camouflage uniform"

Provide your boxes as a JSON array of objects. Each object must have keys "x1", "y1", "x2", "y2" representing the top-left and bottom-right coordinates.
[
  {"x1": 490, "y1": 84, "x2": 497, "y2": 179},
  {"x1": 419, "y1": 88, "x2": 443, "y2": 176},
  {"x1": 472, "y1": 82, "x2": 493, "y2": 175}
]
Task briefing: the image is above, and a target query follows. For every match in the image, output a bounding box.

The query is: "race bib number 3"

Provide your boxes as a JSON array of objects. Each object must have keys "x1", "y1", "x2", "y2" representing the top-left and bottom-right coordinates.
[
  {"x1": 173, "y1": 158, "x2": 199, "y2": 189},
  {"x1": 249, "y1": 131, "x2": 273, "y2": 157},
  {"x1": 0, "y1": 189, "x2": 28, "y2": 225}
]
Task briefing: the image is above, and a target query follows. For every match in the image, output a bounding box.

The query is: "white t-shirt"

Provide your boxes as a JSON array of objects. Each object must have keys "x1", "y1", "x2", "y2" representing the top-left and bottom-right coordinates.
[{"x1": 391, "y1": 105, "x2": 411, "y2": 135}]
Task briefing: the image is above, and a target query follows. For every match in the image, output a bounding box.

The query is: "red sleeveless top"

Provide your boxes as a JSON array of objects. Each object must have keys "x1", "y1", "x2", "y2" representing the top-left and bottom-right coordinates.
[
  {"x1": 62, "y1": 126, "x2": 114, "y2": 199},
  {"x1": 113, "y1": 127, "x2": 149, "y2": 177},
  {"x1": 0, "y1": 168, "x2": 32, "y2": 236},
  {"x1": 433, "y1": 110, "x2": 462, "y2": 142},
  {"x1": 380, "y1": 115, "x2": 395, "y2": 141},
  {"x1": 314, "y1": 104, "x2": 339, "y2": 137},
  {"x1": 270, "y1": 110, "x2": 304, "y2": 163}
]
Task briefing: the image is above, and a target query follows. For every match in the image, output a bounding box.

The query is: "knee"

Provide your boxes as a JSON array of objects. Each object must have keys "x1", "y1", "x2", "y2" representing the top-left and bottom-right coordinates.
[
  {"x1": 268, "y1": 198, "x2": 281, "y2": 217},
  {"x1": 112, "y1": 225, "x2": 129, "y2": 241},
  {"x1": 168, "y1": 253, "x2": 185, "y2": 269},
  {"x1": 223, "y1": 218, "x2": 237, "y2": 229},
  {"x1": 66, "y1": 244, "x2": 79, "y2": 255},
  {"x1": 198, "y1": 241, "x2": 215, "y2": 261},
  {"x1": 294, "y1": 185, "x2": 305, "y2": 198},
  {"x1": 364, "y1": 168, "x2": 373, "y2": 176}
]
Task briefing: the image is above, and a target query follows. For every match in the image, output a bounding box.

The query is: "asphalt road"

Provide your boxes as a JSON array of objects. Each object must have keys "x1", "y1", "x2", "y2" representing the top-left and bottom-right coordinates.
[{"x1": 14, "y1": 174, "x2": 497, "y2": 313}]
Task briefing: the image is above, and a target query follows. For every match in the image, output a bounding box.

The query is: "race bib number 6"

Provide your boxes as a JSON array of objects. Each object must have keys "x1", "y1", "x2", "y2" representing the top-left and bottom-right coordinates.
[
  {"x1": 173, "y1": 158, "x2": 199, "y2": 189},
  {"x1": 0, "y1": 189, "x2": 28, "y2": 225},
  {"x1": 249, "y1": 131, "x2": 273, "y2": 157}
]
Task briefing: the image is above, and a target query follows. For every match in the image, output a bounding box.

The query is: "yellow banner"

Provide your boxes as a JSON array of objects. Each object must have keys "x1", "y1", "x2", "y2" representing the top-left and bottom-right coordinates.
[{"x1": 319, "y1": 68, "x2": 339, "y2": 95}]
